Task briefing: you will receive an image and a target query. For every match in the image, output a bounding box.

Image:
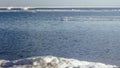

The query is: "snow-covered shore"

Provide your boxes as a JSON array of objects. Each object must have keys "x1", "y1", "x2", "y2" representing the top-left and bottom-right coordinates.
[{"x1": 0, "y1": 56, "x2": 118, "y2": 68}]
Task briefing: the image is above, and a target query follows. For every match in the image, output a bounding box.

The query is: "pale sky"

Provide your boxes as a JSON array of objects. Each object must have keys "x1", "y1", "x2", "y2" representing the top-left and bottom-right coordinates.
[{"x1": 0, "y1": 0, "x2": 120, "y2": 7}]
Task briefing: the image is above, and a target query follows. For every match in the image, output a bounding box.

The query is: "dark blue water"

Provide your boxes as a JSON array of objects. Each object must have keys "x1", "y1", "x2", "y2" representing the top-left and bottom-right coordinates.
[{"x1": 0, "y1": 10, "x2": 120, "y2": 65}]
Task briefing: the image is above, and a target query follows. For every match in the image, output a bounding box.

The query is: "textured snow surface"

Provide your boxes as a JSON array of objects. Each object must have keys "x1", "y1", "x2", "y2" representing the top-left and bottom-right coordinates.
[{"x1": 0, "y1": 56, "x2": 119, "y2": 68}]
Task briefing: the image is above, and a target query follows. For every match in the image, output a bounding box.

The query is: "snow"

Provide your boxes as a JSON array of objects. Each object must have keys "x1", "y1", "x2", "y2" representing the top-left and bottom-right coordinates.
[{"x1": 0, "y1": 56, "x2": 118, "y2": 68}]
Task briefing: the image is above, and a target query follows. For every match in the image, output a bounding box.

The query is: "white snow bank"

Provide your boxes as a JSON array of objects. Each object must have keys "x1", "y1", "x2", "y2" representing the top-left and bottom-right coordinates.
[{"x1": 0, "y1": 56, "x2": 119, "y2": 68}]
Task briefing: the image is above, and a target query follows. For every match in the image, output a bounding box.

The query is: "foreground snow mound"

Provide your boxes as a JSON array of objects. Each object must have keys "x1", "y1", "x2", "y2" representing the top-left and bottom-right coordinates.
[{"x1": 0, "y1": 56, "x2": 118, "y2": 68}]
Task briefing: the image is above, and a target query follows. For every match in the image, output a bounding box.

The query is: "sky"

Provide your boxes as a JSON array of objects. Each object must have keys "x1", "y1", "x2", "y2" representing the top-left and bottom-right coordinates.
[{"x1": 0, "y1": 0, "x2": 120, "y2": 7}]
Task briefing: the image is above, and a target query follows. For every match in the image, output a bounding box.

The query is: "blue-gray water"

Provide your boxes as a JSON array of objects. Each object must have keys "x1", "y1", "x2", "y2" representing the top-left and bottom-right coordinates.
[{"x1": 0, "y1": 9, "x2": 120, "y2": 65}]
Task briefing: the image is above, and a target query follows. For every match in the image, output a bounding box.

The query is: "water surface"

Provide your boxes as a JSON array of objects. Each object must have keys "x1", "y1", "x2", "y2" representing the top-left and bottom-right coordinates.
[{"x1": 0, "y1": 10, "x2": 120, "y2": 65}]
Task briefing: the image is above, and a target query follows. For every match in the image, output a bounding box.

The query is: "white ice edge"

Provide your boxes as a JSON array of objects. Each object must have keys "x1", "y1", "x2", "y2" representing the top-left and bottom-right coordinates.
[
  {"x1": 0, "y1": 9, "x2": 120, "y2": 12},
  {"x1": 0, "y1": 56, "x2": 119, "y2": 68}
]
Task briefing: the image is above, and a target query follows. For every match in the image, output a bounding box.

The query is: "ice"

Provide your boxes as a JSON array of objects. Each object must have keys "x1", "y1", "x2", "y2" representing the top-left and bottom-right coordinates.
[
  {"x1": 0, "y1": 56, "x2": 118, "y2": 68},
  {"x1": 0, "y1": 8, "x2": 120, "y2": 12}
]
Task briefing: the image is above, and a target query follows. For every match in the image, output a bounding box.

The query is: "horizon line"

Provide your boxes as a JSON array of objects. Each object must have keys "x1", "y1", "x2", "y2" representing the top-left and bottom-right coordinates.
[{"x1": 1, "y1": 6, "x2": 120, "y2": 8}]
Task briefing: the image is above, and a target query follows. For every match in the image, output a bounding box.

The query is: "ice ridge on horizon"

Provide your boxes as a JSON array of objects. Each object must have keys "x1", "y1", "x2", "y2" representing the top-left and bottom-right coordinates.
[{"x1": 0, "y1": 8, "x2": 120, "y2": 12}]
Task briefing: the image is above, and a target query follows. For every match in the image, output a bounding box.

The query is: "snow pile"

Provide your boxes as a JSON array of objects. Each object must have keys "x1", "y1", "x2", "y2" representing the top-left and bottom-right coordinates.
[{"x1": 0, "y1": 56, "x2": 118, "y2": 68}]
